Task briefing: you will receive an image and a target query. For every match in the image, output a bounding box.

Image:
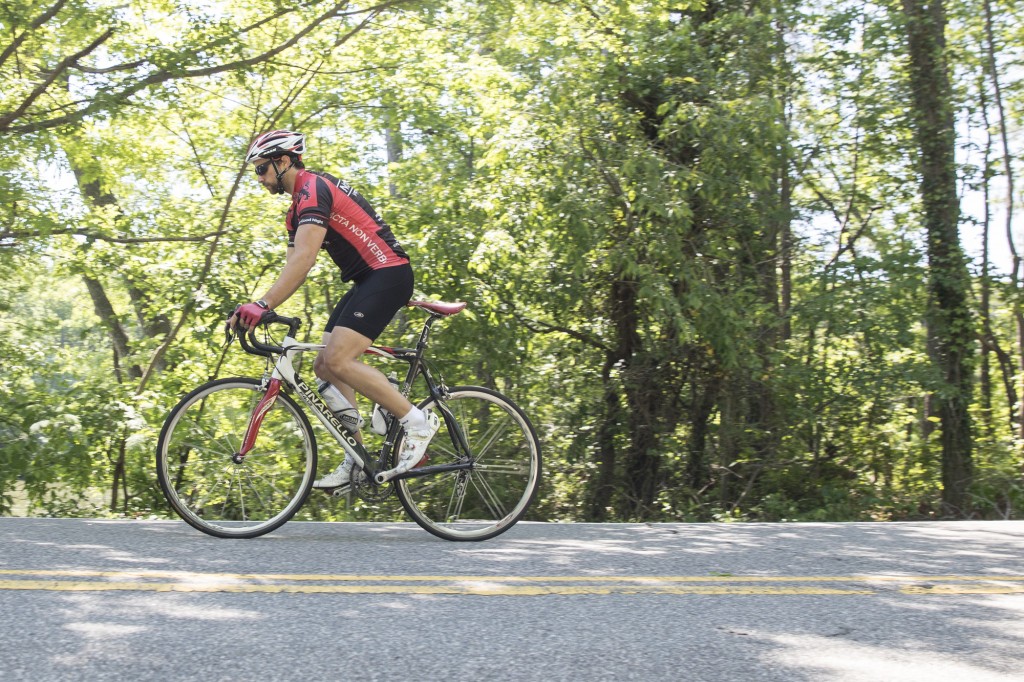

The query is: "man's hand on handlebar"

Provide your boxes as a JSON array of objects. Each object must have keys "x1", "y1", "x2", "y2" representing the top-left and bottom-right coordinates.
[
  {"x1": 227, "y1": 302, "x2": 273, "y2": 333},
  {"x1": 223, "y1": 307, "x2": 300, "y2": 357}
]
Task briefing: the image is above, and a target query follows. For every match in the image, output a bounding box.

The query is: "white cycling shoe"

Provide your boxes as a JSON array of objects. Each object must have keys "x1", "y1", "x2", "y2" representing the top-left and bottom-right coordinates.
[
  {"x1": 313, "y1": 458, "x2": 353, "y2": 489},
  {"x1": 320, "y1": 412, "x2": 440, "y2": 487},
  {"x1": 396, "y1": 410, "x2": 441, "y2": 473}
]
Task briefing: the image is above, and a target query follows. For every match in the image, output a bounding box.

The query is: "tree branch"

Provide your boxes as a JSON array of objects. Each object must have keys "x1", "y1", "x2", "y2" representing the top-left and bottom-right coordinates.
[
  {"x1": 0, "y1": 27, "x2": 114, "y2": 131},
  {"x1": 0, "y1": 228, "x2": 225, "y2": 244},
  {"x1": 519, "y1": 315, "x2": 613, "y2": 353},
  {"x1": 4, "y1": 0, "x2": 416, "y2": 134},
  {"x1": 0, "y1": 0, "x2": 70, "y2": 71}
]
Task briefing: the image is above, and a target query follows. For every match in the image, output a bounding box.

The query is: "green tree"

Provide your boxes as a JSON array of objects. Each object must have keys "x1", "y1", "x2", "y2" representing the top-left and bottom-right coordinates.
[{"x1": 899, "y1": 0, "x2": 975, "y2": 514}]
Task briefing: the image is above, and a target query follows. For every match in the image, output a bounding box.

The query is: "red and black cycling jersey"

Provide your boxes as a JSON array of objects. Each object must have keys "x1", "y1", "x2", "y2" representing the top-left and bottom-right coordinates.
[{"x1": 286, "y1": 169, "x2": 410, "y2": 282}]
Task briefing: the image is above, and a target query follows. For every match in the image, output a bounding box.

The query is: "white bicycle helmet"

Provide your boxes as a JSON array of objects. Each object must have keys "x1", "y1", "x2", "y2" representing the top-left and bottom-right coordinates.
[{"x1": 245, "y1": 129, "x2": 305, "y2": 163}]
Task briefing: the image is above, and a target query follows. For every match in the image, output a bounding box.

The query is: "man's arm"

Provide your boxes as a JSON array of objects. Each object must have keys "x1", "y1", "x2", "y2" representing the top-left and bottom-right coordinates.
[{"x1": 258, "y1": 223, "x2": 327, "y2": 309}]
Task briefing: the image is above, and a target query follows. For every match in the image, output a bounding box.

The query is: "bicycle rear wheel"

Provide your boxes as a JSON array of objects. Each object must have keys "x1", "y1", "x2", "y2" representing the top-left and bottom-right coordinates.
[
  {"x1": 156, "y1": 378, "x2": 317, "y2": 539},
  {"x1": 394, "y1": 386, "x2": 541, "y2": 541}
]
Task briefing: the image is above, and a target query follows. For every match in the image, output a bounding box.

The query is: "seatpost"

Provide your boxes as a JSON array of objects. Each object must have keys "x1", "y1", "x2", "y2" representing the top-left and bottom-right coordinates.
[{"x1": 415, "y1": 314, "x2": 441, "y2": 354}]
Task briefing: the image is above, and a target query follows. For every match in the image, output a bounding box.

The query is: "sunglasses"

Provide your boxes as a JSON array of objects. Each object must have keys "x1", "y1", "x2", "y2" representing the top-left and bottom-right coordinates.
[{"x1": 254, "y1": 159, "x2": 277, "y2": 177}]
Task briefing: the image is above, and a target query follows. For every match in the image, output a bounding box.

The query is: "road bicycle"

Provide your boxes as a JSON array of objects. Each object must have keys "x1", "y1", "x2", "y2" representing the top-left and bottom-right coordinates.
[{"x1": 156, "y1": 300, "x2": 541, "y2": 541}]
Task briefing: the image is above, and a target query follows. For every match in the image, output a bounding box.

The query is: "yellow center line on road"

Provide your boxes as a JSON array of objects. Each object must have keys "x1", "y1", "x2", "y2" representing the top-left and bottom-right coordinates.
[
  {"x1": 3, "y1": 569, "x2": 1024, "y2": 583},
  {"x1": 0, "y1": 580, "x2": 875, "y2": 595},
  {"x1": 1, "y1": 570, "x2": 1023, "y2": 595}
]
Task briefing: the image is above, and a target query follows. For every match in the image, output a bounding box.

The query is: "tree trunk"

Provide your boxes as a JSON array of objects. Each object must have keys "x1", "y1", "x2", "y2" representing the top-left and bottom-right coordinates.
[
  {"x1": 901, "y1": 0, "x2": 974, "y2": 515},
  {"x1": 717, "y1": 379, "x2": 742, "y2": 508},
  {"x1": 83, "y1": 276, "x2": 143, "y2": 380},
  {"x1": 109, "y1": 429, "x2": 128, "y2": 513},
  {"x1": 685, "y1": 370, "x2": 720, "y2": 498},
  {"x1": 587, "y1": 355, "x2": 622, "y2": 521},
  {"x1": 982, "y1": 0, "x2": 1023, "y2": 449},
  {"x1": 977, "y1": 77, "x2": 993, "y2": 436},
  {"x1": 775, "y1": 10, "x2": 794, "y2": 342},
  {"x1": 622, "y1": 355, "x2": 665, "y2": 519},
  {"x1": 606, "y1": 277, "x2": 648, "y2": 518}
]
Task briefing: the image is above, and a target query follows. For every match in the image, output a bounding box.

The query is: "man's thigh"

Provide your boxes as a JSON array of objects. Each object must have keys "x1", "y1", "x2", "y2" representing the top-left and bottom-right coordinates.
[{"x1": 318, "y1": 326, "x2": 374, "y2": 380}]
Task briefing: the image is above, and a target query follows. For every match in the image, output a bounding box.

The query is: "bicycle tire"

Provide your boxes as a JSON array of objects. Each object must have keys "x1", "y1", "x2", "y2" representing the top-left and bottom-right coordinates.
[
  {"x1": 156, "y1": 377, "x2": 317, "y2": 539},
  {"x1": 394, "y1": 386, "x2": 541, "y2": 541}
]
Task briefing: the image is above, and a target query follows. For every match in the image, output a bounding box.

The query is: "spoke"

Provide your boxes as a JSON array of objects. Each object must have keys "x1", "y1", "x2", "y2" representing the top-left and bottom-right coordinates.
[
  {"x1": 470, "y1": 471, "x2": 509, "y2": 519},
  {"x1": 225, "y1": 470, "x2": 244, "y2": 520},
  {"x1": 184, "y1": 468, "x2": 231, "y2": 510},
  {"x1": 410, "y1": 472, "x2": 456, "y2": 498},
  {"x1": 243, "y1": 463, "x2": 302, "y2": 507},
  {"x1": 471, "y1": 417, "x2": 511, "y2": 462},
  {"x1": 185, "y1": 418, "x2": 240, "y2": 457},
  {"x1": 240, "y1": 467, "x2": 270, "y2": 514},
  {"x1": 472, "y1": 457, "x2": 531, "y2": 475},
  {"x1": 174, "y1": 443, "x2": 236, "y2": 466},
  {"x1": 196, "y1": 485, "x2": 227, "y2": 511},
  {"x1": 171, "y1": 436, "x2": 234, "y2": 465},
  {"x1": 445, "y1": 472, "x2": 469, "y2": 523},
  {"x1": 428, "y1": 433, "x2": 461, "y2": 461}
]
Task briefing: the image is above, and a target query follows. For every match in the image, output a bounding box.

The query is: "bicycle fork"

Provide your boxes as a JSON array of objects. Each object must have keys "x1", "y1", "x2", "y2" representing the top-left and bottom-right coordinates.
[{"x1": 233, "y1": 378, "x2": 282, "y2": 462}]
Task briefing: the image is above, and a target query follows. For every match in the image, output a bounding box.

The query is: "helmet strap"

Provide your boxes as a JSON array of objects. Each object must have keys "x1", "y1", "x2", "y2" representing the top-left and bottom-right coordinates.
[{"x1": 272, "y1": 157, "x2": 292, "y2": 194}]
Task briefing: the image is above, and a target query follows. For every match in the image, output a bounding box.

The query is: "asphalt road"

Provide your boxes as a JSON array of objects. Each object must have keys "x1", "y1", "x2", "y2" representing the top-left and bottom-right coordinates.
[{"x1": 1, "y1": 518, "x2": 1023, "y2": 681}]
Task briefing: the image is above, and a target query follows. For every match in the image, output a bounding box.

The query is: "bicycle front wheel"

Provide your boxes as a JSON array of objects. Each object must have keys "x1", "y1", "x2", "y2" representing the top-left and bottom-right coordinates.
[
  {"x1": 394, "y1": 386, "x2": 541, "y2": 541},
  {"x1": 156, "y1": 378, "x2": 317, "y2": 539}
]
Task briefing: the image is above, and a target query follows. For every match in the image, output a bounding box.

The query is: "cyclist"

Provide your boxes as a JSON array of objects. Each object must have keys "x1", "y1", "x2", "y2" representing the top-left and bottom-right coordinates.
[{"x1": 229, "y1": 129, "x2": 440, "y2": 488}]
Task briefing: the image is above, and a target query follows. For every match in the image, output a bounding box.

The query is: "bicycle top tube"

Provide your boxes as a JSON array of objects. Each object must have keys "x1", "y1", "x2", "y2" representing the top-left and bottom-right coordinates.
[{"x1": 236, "y1": 300, "x2": 467, "y2": 359}]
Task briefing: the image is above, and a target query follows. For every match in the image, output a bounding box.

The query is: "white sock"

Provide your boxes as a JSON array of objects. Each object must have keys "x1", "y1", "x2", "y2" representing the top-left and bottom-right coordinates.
[{"x1": 400, "y1": 406, "x2": 427, "y2": 430}]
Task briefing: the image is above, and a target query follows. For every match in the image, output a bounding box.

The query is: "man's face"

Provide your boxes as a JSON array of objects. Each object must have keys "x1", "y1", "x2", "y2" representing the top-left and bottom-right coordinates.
[{"x1": 253, "y1": 157, "x2": 285, "y2": 194}]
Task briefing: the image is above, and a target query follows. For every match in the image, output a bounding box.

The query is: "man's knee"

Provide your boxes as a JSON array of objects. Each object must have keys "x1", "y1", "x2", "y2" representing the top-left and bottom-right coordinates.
[
  {"x1": 320, "y1": 352, "x2": 356, "y2": 380},
  {"x1": 314, "y1": 353, "x2": 353, "y2": 384},
  {"x1": 313, "y1": 353, "x2": 329, "y2": 378},
  {"x1": 325, "y1": 329, "x2": 370, "y2": 369}
]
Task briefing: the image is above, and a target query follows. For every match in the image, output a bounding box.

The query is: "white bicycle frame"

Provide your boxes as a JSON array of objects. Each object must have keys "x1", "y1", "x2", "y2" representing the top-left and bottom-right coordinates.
[{"x1": 236, "y1": 307, "x2": 472, "y2": 485}]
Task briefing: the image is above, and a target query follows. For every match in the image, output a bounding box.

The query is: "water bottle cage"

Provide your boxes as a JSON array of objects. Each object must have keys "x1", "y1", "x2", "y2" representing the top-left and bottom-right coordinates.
[
  {"x1": 369, "y1": 372, "x2": 402, "y2": 436},
  {"x1": 335, "y1": 407, "x2": 364, "y2": 433},
  {"x1": 370, "y1": 403, "x2": 393, "y2": 436},
  {"x1": 317, "y1": 380, "x2": 364, "y2": 433}
]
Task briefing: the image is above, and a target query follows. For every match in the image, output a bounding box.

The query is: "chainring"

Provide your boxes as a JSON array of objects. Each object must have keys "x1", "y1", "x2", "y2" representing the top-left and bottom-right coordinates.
[{"x1": 352, "y1": 466, "x2": 393, "y2": 503}]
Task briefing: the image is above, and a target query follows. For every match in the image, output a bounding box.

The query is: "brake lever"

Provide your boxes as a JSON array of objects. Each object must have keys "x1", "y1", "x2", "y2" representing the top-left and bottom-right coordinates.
[
  {"x1": 224, "y1": 313, "x2": 238, "y2": 345},
  {"x1": 224, "y1": 305, "x2": 241, "y2": 344}
]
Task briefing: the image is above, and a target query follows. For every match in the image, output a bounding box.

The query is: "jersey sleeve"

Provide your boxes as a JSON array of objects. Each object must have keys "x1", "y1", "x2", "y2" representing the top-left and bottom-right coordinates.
[{"x1": 294, "y1": 175, "x2": 331, "y2": 229}]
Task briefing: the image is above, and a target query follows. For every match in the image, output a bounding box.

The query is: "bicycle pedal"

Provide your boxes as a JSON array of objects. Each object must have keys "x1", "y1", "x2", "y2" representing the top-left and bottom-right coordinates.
[{"x1": 328, "y1": 485, "x2": 352, "y2": 498}]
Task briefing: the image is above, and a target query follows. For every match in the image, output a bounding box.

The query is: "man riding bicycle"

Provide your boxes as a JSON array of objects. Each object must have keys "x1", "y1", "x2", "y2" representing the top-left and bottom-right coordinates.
[{"x1": 228, "y1": 129, "x2": 440, "y2": 488}]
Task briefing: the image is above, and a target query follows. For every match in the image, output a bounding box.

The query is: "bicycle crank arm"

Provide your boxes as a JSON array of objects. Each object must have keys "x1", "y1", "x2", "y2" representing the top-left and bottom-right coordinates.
[
  {"x1": 374, "y1": 461, "x2": 474, "y2": 485},
  {"x1": 329, "y1": 484, "x2": 352, "y2": 498}
]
